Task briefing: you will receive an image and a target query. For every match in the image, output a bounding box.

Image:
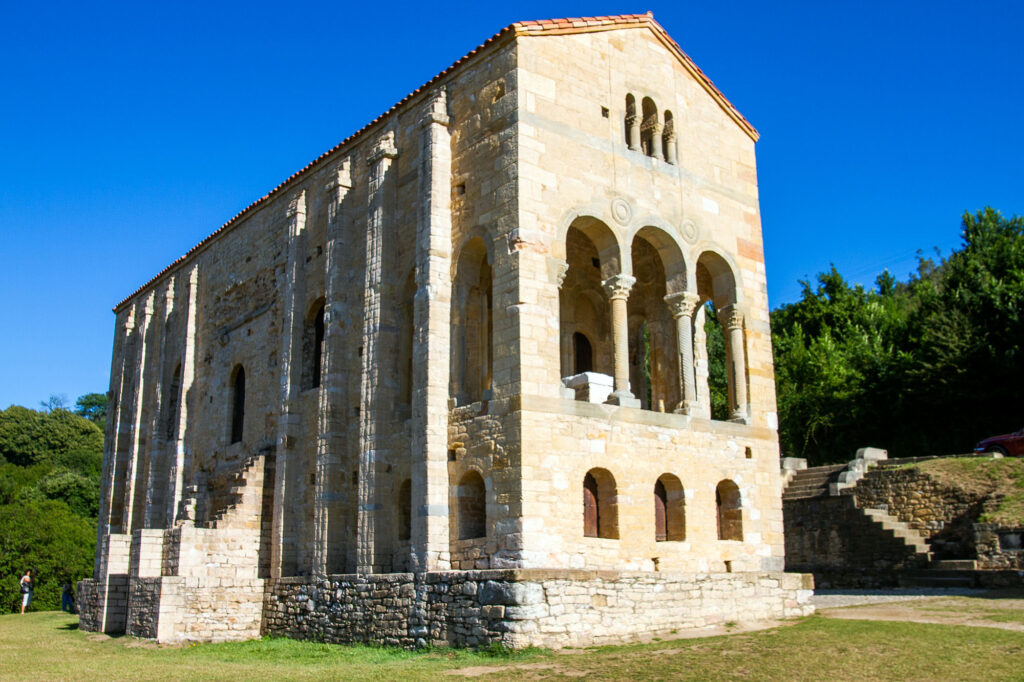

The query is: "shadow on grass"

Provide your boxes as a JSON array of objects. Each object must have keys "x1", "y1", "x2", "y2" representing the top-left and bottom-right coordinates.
[{"x1": 59, "y1": 622, "x2": 80, "y2": 631}]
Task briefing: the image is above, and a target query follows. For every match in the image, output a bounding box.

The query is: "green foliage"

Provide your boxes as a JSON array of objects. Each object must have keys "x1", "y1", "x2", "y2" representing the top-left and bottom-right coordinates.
[
  {"x1": 0, "y1": 499, "x2": 96, "y2": 613},
  {"x1": 772, "y1": 208, "x2": 1024, "y2": 464},
  {"x1": 0, "y1": 399, "x2": 104, "y2": 612},
  {"x1": 704, "y1": 303, "x2": 730, "y2": 421},
  {"x1": 74, "y1": 393, "x2": 108, "y2": 429},
  {"x1": 0, "y1": 406, "x2": 103, "y2": 467}
]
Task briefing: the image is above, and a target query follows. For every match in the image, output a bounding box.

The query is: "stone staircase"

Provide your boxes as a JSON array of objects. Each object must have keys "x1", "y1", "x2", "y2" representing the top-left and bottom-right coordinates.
[
  {"x1": 860, "y1": 507, "x2": 933, "y2": 559},
  {"x1": 210, "y1": 452, "x2": 273, "y2": 530},
  {"x1": 782, "y1": 464, "x2": 847, "y2": 501}
]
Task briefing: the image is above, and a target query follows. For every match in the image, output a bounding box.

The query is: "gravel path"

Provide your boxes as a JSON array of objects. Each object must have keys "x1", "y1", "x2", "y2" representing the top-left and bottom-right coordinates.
[{"x1": 812, "y1": 587, "x2": 987, "y2": 608}]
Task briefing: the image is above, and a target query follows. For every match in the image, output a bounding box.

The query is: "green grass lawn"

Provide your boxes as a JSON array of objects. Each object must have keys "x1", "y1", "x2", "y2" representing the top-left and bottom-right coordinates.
[{"x1": 2, "y1": 610, "x2": 1023, "y2": 681}]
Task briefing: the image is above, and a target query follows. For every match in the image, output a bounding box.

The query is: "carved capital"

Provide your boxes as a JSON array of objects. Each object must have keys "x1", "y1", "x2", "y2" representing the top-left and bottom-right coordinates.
[
  {"x1": 420, "y1": 89, "x2": 450, "y2": 128},
  {"x1": 718, "y1": 304, "x2": 744, "y2": 331},
  {"x1": 602, "y1": 274, "x2": 636, "y2": 301},
  {"x1": 664, "y1": 291, "x2": 701, "y2": 319},
  {"x1": 367, "y1": 131, "x2": 398, "y2": 165},
  {"x1": 554, "y1": 260, "x2": 569, "y2": 288},
  {"x1": 625, "y1": 114, "x2": 638, "y2": 127}
]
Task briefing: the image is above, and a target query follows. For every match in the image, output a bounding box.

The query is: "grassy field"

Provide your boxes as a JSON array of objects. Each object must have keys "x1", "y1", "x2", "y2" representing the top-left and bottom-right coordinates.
[{"x1": 2, "y1": 602, "x2": 1024, "y2": 681}]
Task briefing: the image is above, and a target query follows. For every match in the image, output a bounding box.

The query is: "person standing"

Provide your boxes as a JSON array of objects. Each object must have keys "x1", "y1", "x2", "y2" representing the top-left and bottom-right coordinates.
[
  {"x1": 19, "y1": 570, "x2": 33, "y2": 614},
  {"x1": 61, "y1": 580, "x2": 75, "y2": 613}
]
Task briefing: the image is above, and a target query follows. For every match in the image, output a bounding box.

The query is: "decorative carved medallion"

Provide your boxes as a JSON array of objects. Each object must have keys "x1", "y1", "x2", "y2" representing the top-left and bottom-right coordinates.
[
  {"x1": 611, "y1": 198, "x2": 632, "y2": 226},
  {"x1": 680, "y1": 218, "x2": 699, "y2": 244}
]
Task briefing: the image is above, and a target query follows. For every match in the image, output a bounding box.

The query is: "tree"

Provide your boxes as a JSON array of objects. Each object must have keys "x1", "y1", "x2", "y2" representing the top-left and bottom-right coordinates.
[
  {"x1": 39, "y1": 394, "x2": 69, "y2": 412},
  {"x1": 0, "y1": 500, "x2": 96, "y2": 613},
  {"x1": 771, "y1": 208, "x2": 1024, "y2": 465},
  {"x1": 74, "y1": 393, "x2": 107, "y2": 429},
  {"x1": 0, "y1": 406, "x2": 103, "y2": 467}
]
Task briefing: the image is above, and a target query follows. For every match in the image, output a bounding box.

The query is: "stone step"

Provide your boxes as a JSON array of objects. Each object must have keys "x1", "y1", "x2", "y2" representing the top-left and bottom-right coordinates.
[
  {"x1": 902, "y1": 571, "x2": 978, "y2": 588},
  {"x1": 929, "y1": 559, "x2": 979, "y2": 571}
]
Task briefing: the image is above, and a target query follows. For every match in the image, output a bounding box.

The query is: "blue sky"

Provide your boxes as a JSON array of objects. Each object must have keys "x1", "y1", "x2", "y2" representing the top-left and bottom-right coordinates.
[{"x1": 1, "y1": 1, "x2": 1021, "y2": 410}]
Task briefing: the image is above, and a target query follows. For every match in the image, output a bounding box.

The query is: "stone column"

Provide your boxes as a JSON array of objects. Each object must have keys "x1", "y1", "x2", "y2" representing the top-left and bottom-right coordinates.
[
  {"x1": 271, "y1": 190, "x2": 307, "y2": 578},
  {"x1": 649, "y1": 121, "x2": 664, "y2": 161},
  {"x1": 719, "y1": 304, "x2": 748, "y2": 422},
  {"x1": 411, "y1": 91, "x2": 452, "y2": 572},
  {"x1": 168, "y1": 265, "x2": 199, "y2": 526},
  {"x1": 602, "y1": 274, "x2": 638, "y2": 406},
  {"x1": 123, "y1": 293, "x2": 155, "y2": 533},
  {"x1": 664, "y1": 291, "x2": 700, "y2": 414},
  {"x1": 626, "y1": 114, "x2": 640, "y2": 151},
  {"x1": 664, "y1": 131, "x2": 677, "y2": 165},
  {"x1": 313, "y1": 160, "x2": 352, "y2": 575},
  {"x1": 357, "y1": 131, "x2": 398, "y2": 573}
]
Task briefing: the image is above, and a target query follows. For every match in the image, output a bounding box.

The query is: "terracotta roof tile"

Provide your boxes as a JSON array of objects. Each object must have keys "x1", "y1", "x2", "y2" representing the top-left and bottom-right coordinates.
[{"x1": 113, "y1": 13, "x2": 756, "y2": 312}]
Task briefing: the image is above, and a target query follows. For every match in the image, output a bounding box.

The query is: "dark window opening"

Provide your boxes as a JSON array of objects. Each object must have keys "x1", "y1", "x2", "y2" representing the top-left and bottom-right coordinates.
[
  {"x1": 573, "y1": 332, "x2": 593, "y2": 374},
  {"x1": 230, "y1": 366, "x2": 245, "y2": 444}
]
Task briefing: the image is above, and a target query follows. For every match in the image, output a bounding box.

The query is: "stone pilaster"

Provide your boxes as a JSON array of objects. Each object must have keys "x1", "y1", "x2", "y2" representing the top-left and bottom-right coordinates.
[
  {"x1": 123, "y1": 293, "x2": 155, "y2": 533},
  {"x1": 664, "y1": 291, "x2": 700, "y2": 415},
  {"x1": 271, "y1": 190, "x2": 307, "y2": 577},
  {"x1": 718, "y1": 304, "x2": 748, "y2": 422},
  {"x1": 168, "y1": 265, "x2": 199, "y2": 526},
  {"x1": 142, "y1": 284, "x2": 175, "y2": 528},
  {"x1": 95, "y1": 309, "x2": 134, "y2": 572},
  {"x1": 411, "y1": 90, "x2": 452, "y2": 571},
  {"x1": 313, "y1": 160, "x2": 353, "y2": 575},
  {"x1": 602, "y1": 274, "x2": 638, "y2": 406},
  {"x1": 357, "y1": 131, "x2": 398, "y2": 573}
]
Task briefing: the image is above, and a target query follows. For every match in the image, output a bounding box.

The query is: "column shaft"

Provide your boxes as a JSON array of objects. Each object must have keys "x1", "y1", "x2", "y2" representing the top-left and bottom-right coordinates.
[
  {"x1": 665, "y1": 292, "x2": 700, "y2": 414},
  {"x1": 602, "y1": 275, "x2": 636, "y2": 405}
]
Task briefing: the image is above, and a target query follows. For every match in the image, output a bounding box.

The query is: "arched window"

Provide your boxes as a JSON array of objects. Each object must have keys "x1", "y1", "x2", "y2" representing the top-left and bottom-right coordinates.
[
  {"x1": 716, "y1": 480, "x2": 743, "y2": 541},
  {"x1": 398, "y1": 479, "x2": 412, "y2": 541},
  {"x1": 451, "y1": 238, "x2": 493, "y2": 405},
  {"x1": 583, "y1": 468, "x2": 619, "y2": 539},
  {"x1": 625, "y1": 94, "x2": 639, "y2": 150},
  {"x1": 640, "y1": 97, "x2": 658, "y2": 157},
  {"x1": 456, "y1": 471, "x2": 486, "y2": 540},
  {"x1": 654, "y1": 474, "x2": 685, "y2": 542},
  {"x1": 230, "y1": 365, "x2": 245, "y2": 444},
  {"x1": 573, "y1": 332, "x2": 593, "y2": 374},
  {"x1": 302, "y1": 300, "x2": 326, "y2": 390}
]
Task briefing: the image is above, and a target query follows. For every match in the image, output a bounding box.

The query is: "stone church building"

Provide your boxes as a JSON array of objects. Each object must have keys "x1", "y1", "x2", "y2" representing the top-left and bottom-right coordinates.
[{"x1": 79, "y1": 14, "x2": 812, "y2": 647}]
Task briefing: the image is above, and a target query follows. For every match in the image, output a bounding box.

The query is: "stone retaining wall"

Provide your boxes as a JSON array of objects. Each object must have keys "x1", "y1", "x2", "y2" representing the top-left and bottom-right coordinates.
[
  {"x1": 263, "y1": 569, "x2": 813, "y2": 649},
  {"x1": 783, "y1": 495, "x2": 927, "y2": 588},
  {"x1": 853, "y1": 468, "x2": 988, "y2": 558}
]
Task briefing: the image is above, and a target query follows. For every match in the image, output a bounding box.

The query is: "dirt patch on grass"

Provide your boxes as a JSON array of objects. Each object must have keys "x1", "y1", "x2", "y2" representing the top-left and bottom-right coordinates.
[{"x1": 818, "y1": 593, "x2": 1024, "y2": 632}]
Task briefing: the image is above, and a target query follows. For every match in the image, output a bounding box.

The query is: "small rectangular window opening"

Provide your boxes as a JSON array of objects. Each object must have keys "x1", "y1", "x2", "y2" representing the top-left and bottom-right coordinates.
[{"x1": 601, "y1": 106, "x2": 610, "y2": 118}]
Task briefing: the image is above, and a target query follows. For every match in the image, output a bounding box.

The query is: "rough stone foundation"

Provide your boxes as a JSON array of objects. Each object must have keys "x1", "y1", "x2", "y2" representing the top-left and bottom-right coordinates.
[{"x1": 263, "y1": 569, "x2": 814, "y2": 649}]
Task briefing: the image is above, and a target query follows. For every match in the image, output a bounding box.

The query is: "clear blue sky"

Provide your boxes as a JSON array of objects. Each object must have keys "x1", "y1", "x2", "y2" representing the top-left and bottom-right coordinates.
[{"x1": 1, "y1": 1, "x2": 1021, "y2": 410}]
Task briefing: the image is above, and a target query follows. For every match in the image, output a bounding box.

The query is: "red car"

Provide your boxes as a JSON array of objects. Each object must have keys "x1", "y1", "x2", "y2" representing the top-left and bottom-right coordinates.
[{"x1": 974, "y1": 428, "x2": 1024, "y2": 456}]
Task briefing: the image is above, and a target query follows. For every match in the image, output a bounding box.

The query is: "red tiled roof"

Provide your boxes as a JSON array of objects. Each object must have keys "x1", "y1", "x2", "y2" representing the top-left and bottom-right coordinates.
[{"x1": 113, "y1": 13, "x2": 756, "y2": 312}]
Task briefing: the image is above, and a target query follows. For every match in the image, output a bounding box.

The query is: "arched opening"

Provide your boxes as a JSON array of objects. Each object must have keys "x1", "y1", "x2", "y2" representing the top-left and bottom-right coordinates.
[
  {"x1": 716, "y1": 480, "x2": 743, "y2": 541},
  {"x1": 662, "y1": 110, "x2": 676, "y2": 164},
  {"x1": 628, "y1": 229, "x2": 686, "y2": 411},
  {"x1": 229, "y1": 365, "x2": 245, "y2": 444},
  {"x1": 573, "y1": 332, "x2": 593, "y2": 374},
  {"x1": 451, "y1": 238, "x2": 492, "y2": 405},
  {"x1": 625, "y1": 93, "x2": 638, "y2": 150},
  {"x1": 696, "y1": 252, "x2": 744, "y2": 421},
  {"x1": 456, "y1": 471, "x2": 486, "y2": 540},
  {"x1": 583, "y1": 468, "x2": 619, "y2": 539},
  {"x1": 640, "y1": 97, "x2": 658, "y2": 157},
  {"x1": 398, "y1": 478, "x2": 412, "y2": 542},
  {"x1": 559, "y1": 218, "x2": 620, "y2": 382},
  {"x1": 654, "y1": 474, "x2": 685, "y2": 542},
  {"x1": 302, "y1": 299, "x2": 326, "y2": 390}
]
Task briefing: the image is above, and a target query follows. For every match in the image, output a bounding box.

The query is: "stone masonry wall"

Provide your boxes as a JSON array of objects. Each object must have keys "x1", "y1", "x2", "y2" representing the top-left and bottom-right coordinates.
[
  {"x1": 263, "y1": 569, "x2": 813, "y2": 649},
  {"x1": 853, "y1": 468, "x2": 990, "y2": 559},
  {"x1": 783, "y1": 494, "x2": 927, "y2": 588}
]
